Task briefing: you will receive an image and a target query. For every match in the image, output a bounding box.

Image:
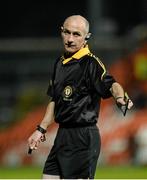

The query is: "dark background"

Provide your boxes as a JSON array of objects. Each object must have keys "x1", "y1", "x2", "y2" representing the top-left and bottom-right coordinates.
[{"x1": 0, "y1": 0, "x2": 146, "y2": 38}]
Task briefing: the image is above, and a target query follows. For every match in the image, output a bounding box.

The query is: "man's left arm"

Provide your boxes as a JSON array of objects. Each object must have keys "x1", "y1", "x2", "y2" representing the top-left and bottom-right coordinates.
[{"x1": 110, "y1": 82, "x2": 133, "y2": 109}]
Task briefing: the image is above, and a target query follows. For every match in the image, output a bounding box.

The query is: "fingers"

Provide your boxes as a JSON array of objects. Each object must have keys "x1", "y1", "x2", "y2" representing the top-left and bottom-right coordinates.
[
  {"x1": 28, "y1": 131, "x2": 46, "y2": 152},
  {"x1": 116, "y1": 97, "x2": 133, "y2": 110},
  {"x1": 127, "y1": 99, "x2": 133, "y2": 109},
  {"x1": 28, "y1": 139, "x2": 40, "y2": 150},
  {"x1": 116, "y1": 98, "x2": 126, "y2": 105}
]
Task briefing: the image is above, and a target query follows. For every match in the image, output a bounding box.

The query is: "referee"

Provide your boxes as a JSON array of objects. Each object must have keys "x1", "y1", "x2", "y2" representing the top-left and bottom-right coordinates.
[{"x1": 28, "y1": 15, "x2": 133, "y2": 179}]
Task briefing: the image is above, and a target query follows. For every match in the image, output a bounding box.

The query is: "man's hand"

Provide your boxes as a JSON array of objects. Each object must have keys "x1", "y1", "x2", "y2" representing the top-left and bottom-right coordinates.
[
  {"x1": 116, "y1": 94, "x2": 133, "y2": 109},
  {"x1": 116, "y1": 94, "x2": 133, "y2": 116},
  {"x1": 28, "y1": 130, "x2": 46, "y2": 152}
]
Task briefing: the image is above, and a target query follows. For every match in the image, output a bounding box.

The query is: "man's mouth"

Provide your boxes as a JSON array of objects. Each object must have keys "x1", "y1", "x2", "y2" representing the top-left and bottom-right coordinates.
[{"x1": 65, "y1": 43, "x2": 75, "y2": 48}]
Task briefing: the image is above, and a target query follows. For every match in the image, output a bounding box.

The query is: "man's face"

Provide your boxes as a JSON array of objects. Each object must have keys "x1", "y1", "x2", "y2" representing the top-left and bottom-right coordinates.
[{"x1": 61, "y1": 18, "x2": 87, "y2": 54}]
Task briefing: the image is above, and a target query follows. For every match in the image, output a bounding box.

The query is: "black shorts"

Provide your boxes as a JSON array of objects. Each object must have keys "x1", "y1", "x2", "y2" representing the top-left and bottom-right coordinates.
[{"x1": 43, "y1": 125, "x2": 101, "y2": 179}]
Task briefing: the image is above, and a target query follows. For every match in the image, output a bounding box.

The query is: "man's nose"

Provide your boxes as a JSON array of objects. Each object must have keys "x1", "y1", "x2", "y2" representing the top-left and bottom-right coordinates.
[{"x1": 68, "y1": 34, "x2": 74, "y2": 42}]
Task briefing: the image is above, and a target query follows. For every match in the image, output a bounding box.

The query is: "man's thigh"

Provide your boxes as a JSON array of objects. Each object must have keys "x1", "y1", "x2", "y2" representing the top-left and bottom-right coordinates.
[
  {"x1": 42, "y1": 128, "x2": 64, "y2": 177},
  {"x1": 57, "y1": 126, "x2": 101, "y2": 179}
]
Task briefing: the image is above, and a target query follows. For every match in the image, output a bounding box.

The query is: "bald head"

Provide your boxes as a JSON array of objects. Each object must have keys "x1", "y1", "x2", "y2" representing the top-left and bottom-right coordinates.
[
  {"x1": 61, "y1": 15, "x2": 91, "y2": 53},
  {"x1": 63, "y1": 15, "x2": 90, "y2": 34}
]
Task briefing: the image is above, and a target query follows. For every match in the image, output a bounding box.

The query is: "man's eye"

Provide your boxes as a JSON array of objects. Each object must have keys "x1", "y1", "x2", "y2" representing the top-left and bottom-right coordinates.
[
  {"x1": 63, "y1": 30, "x2": 70, "y2": 35},
  {"x1": 73, "y1": 33, "x2": 81, "y2": 37}
]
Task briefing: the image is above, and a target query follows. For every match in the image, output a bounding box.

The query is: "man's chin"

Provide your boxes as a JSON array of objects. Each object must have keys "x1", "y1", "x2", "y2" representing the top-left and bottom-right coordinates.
[{"x1": 65, "y1": 47, "x2": 78, "y2": 54}]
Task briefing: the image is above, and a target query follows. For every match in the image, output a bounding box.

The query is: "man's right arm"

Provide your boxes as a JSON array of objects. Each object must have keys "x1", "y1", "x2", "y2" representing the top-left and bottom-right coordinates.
[
  {"x1": 28, "y1": 101, "x2": 55, "y2": 150},
  {"x1": 39, "y1": 101, "x2": 55, "y2": 130}
]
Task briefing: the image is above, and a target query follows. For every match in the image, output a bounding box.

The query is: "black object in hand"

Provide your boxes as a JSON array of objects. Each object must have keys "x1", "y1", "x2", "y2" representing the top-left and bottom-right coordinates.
[
  {"x1": 117, "y1": 99, "x2": 129, "y2": 116},
  {"x1": 28, "y1": 148, "x2": 32, "y2": 155},
  {"x1": 117, "y1": 92, "x2": 129, "y2": 116}
]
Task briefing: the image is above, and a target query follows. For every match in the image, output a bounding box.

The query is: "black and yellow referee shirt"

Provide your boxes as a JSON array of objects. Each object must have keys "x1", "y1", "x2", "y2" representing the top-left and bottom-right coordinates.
[{"x1": 47, "y1": 46, "x2": 116, "y2": 127}]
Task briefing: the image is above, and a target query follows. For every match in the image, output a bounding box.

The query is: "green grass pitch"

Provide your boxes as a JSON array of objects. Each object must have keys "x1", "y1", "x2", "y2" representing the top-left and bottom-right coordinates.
[{"x1": 0, "y1": 165, "x2": 147, "y2": 179}]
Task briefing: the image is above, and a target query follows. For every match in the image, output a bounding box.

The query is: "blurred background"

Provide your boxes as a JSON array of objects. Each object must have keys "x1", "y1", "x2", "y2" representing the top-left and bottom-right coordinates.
[{"x1": 0, "y1": 0, "x2": 147, "y2": 178}]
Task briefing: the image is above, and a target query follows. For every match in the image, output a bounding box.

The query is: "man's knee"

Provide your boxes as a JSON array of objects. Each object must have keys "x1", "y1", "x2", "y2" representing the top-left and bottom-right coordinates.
[{"x1": 42, "y1": 174, "x2": 60, "y2": 179}]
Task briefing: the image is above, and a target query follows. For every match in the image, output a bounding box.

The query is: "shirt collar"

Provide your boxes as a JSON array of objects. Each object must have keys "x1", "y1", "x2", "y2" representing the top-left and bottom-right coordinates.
[{"x1": 62, "y1": 45, "x2": 90, "y2": 64}]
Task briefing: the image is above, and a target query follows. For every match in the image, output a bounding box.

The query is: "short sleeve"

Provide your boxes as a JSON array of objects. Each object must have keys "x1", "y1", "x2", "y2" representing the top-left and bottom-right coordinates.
[
  {"x1": 47, "y1": 79, "x2": 55, "y2": 101},
  {"x1": 46, "y1": 58, "x2": 59, "y2": 101},
  {"x1": 89, "y1": 57, "x2": 116, "y2": 99}
]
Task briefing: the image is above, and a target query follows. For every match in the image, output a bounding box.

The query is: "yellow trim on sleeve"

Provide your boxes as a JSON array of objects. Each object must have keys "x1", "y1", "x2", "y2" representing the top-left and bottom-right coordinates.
[
  {"x1": 89, "y1": 53, "x2": 106, "y2": 80},
  {"x1": 96, "y1": 58, "x2": 106, "y2": 80}
]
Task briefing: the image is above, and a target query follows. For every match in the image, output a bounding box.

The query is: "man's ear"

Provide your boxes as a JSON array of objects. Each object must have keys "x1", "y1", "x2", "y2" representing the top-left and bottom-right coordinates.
[
  {"x1": 85, "y1": 33, "x2": 91, "y2": 41},
  {"x1": 61, "y1": 26, "x2": 64, "y2": 32},
  {"x1": 60, "y1": 26, "x2": 64, "y2": 38}
]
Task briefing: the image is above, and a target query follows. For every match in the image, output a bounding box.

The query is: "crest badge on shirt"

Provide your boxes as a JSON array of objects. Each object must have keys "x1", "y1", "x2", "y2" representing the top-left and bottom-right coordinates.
[{"x1": 63, "y1": 85, "x2": 73, "y2": 101}]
